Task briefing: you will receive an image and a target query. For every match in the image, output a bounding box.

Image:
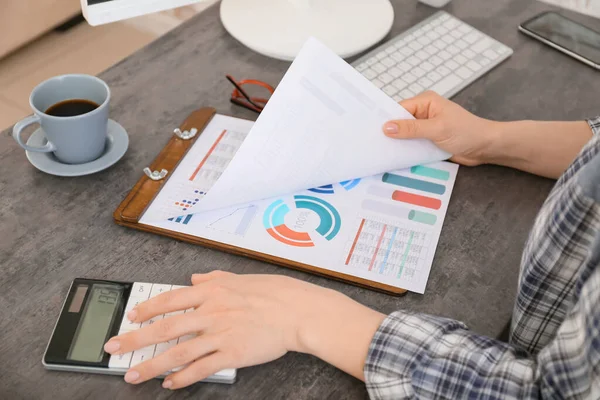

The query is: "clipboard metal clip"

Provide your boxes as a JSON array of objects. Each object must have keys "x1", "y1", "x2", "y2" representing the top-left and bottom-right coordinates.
[
  {"x1": 143, "y1": 168, "x2": 168, "y2": 181},
  {"x1": 174, "y1": 127, "x2": 198, "y2": 140}
]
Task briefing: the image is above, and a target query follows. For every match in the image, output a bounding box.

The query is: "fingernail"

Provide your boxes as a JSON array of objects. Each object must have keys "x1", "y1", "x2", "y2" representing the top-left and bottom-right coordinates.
[
  {"x1": 163, "y1": 380, "x2": 173, "y2": 389},
  {"x1": 124, "y1": 370, "x2": 140, "y2": 383},
  {"x1": 383, "y1": 123, "x2": 398, "y2": 135},
  {"x1": 127, "y1": 309, "x2": 137, "y2": 322},
  {"x1": 104, "y1": 340, "x2": 120, "y2": 354}
]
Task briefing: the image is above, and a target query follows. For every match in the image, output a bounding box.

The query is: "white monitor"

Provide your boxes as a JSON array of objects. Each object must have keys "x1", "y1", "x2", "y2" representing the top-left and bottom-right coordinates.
[{"x1": 80, "y1": 0, "x2": 201, "y2": 26}]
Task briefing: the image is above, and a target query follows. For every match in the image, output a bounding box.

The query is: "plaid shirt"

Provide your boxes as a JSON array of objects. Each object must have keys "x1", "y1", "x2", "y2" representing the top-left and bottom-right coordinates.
[{"x1": 365, "y1": 117, "x2": 600, "y2": 399}]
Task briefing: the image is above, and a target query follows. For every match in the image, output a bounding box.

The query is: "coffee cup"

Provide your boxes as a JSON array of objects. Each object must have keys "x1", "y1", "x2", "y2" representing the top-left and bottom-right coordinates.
[{"x1": 12, "y1": 74, "x2": 110, "y2": 164}]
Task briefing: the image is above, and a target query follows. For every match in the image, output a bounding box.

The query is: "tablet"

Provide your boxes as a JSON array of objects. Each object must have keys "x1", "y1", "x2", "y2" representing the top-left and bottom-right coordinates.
[{"x1": 81, "y1": 0, "x2": 201, "y2": 25}]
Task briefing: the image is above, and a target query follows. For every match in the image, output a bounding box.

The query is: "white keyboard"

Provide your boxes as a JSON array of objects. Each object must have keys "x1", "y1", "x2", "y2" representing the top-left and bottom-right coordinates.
[{"x1": 353, "y1": 11, "x2": 513, "y2": 101}]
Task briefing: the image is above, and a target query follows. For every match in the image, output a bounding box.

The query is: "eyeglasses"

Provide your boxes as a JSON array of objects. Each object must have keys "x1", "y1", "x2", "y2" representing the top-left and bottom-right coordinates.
[{"x1": 226, "y1": 75, "x2": 275, "y2": 114}]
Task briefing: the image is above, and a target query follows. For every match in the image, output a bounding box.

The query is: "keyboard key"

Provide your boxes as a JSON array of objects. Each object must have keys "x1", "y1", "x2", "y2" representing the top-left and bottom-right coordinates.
[
  {"x1": 459, "y1": 24, "x2": 472, "y2": 34},
  {"x1": 454, "y1": 54, "x2": 468, "y2": 64},
  {"x1": 388, "y1": 66, "x2": 402, "y2": 78},
  {"x1": 366, "y1": 58, "x2": 377, "y2": 66},
  {"x1": 484, "y1": 49, "x2": 499, "y2": 60},
  {"x1": 130, "y1": 346, "x2": 156, "y2": 367},
  {"x1": 466, "y1": 60, "x2": 482, "y2": 71},
  {"x1": 425, "y1": 45, "x2": 438, "y2": 55},
  {"x1": 385, "y1": 46, "x2": 397, "y2": 54},
  {"x1": 392, "y1": 79, "x2": 407, "y2": 90},
  {"x1": 427, "y1": 71, "x2": 442, "y2": 82},
  {"x1": 381, "y1": 57, "x2": 395, "y2": 68},
  {"x1": 447, "y1": 45, "x2": 460, "y2": 55},
  {"x1": 109, "y1": 352, "x2": 133, "y2": 369},
  {"x1": 433, "y1": 39, "x2": 447, "y2": 50},
  {"x1": 150, "y1": 284, "x2": 171, "y2": 299},
  {"x1": 426, "y1": 31, "x2": 439, "y2": 41},
  {"x1": 379, "y1": 72, "x2": 393, "y2": 84},
  {"x1": 437, "y1": 65, "x2": 451, "y2": 76},
  {"x1": 463, "y1": 49, "x2": 476, "y2": 59},
  {"x1": 415, "y1": 50, "x2": 430, "y2": 61},
  {"x1": 356, "y1": 63, "x2": 368, "y2": 72},
  {"x1": 411, "y1": 66, "x2": 426, "y2": 77},
  {"x1": 451, "y1": 29, "x2": 463, "y2": 39},
  {"x1": 442, "y1": 35, "x2": 455, "y2": 45},
  {"x1": 406, "y1": 56, "x2": 421, "y2": 66},
  {"x1": 446, "y1": 60, "x2": 459, "y2": 70},
  {"x1": 393, "y1": 94, "x2": 403, "y2": 102},
  {"x1": 434, "y1": 26, "x2": 448, "y2": 36},
  {"x1": 141, "y1": 314, "x2": 163, "y2": 328},
  {"x1": 396, "y1": 61, "x2": 411, "y2": 73},
  {"x1": 393, "y1": 40, "x2": 406, "y2": 50},
  {"x1": 405, "y1": 34, "x2": 415, "y2": 42},
  {"x1": 421, "y1": 61, "x2": 434, "y2": 72},
  {"x1": 429, "y1": 17, "x2": 442, "y2": 26},
  {"x1": 399, "y1": 47, "x2": 413, "y2": 57},
  {"x1": 409, "y1": 42, "x2": 422, "y2": 51},
  {"x1": 430, "y1": 55, "x2": 443, "y2": 66},
  {"x1": 456, "y1": 66, "x2": 473, "y2": 79},
  {"x1": 392, "y1": 53, "x2": 407, "y2": 63},
  {"x1": 401, "y1": 72, "x2": 418, "y2": 84},
  {"x1": 455, "y1": 39, "x2": 469, "y2": 50},
  {"x1": 376, "y1": 51, "x2": 387, "y2": 60},
  {"x1": 371, "y1": 78, "x2": 384, "y2": 88},
  {"x1": 399, "y1": 89, "x2": 415, "y2": 99},
  {"x1": 430, "y1": 73, "x2": 461, "y2": 96},
  {"x1": 444, "y1": 19, "x2": 460, "y2": 30},
  {"x1": 363, "y1": 68, "x2": 377, "y2": 79},
  {"x1": 372, "y1": 63, "x2": 386, "y2": 73},
  {"x1": 418, "y1": 77, "x2": 433, "y2": 88},
  {"x1": 439, "y1": 13, "x2": 450, "y2": 22},
  {"x1": 409, "y1": 83, "x2": 424, "y2": 95},
  {"x1": 439, "y1": 50, "x2": 452, "y2": 60},
  {"x1": 472, "y1": 38, "x2": 493, "y2": 53},
  {"x1": 131, "y1": 283, "x2": 152, "y2": 300},
  {"x1": 383, "y1": 85, "x2": 397, "y2": 96},
  {"x1": 417, "y1": 36, "x2": 431, "y2": 46},
  {"x1": 479, "y1": 57, "x2": 491, "y2": 66},
  {"x1": 154, "y1": 339, "x2": 178, "y2": 357},
  {"x1": 464, "y1": 32, "x2": 481, "y2": 44},
  {"x1": 120, "y1": 299, "x2": 144, "y2": 331}
]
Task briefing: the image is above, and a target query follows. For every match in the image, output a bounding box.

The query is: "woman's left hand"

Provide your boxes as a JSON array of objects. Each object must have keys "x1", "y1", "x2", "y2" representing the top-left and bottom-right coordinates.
[{"x1": 103, "y1": 271, "x2": 385, "y2": 390}]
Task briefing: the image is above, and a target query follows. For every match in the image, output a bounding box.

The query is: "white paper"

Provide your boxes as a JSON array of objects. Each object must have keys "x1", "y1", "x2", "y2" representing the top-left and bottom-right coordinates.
[
  {"x1": 140, "y1": 114, "x2": 459, "y2": 294},
  {"x1": 195, "y1": 37, "x2": 450, "y2": 213}
]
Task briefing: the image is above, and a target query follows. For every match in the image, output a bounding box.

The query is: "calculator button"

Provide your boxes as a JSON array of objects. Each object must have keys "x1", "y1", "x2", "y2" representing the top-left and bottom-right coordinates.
[
  {"x1": 150, "y1": 284, "x2": 172, "y2": 298},
  {"x1": 170, "y1": 285, "x2": 187, "y2": 290},
  {"x1": 141, "y1": 314, "x2": 163, "y2": 328},
  {"x1": 120, "y1": 299, "x2": 144, "y2": 331},
  {"x1": 177, "y1": 334, "x2": 196, "y2": 344},
  {"x1": 154, "y1": 339, "x2": 178, "y2": 357},
  {"x1": 130, "y1": 346, "x2": 156, "y2": 367},
  {"x1": 165, "y1": 310, "x2": 185, "y2": 318},
  {"x1": 131, "y1": 282, "x2": 152, "y2": 300},
  {"x1": 109, "y1": 352, "x2": 133, "y2": 369}
]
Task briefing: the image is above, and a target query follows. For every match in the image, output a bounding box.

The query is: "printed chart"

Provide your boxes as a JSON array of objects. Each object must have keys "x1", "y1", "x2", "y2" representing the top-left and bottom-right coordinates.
[
  {"x1": 308, "y1": 178, "x2": 361, "y2": 194},
  {"x1": 345, "y1": 218, "x2": 430, "y2": 280},
  {"x1": 206, "y1": 206, "x2": 258, "y2": 236},
  {"x1": 263, "y1": 195, "x2": 342, "y2": 247}
]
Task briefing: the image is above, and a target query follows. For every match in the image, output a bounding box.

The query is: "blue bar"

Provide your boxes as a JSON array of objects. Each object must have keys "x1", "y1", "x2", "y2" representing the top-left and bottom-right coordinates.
[
  {"x1": 175, "y1": 216, "x2": 183, "y2": 223},
  {"x1": 382, "y1": 173, "x2": 446, "y2": 195},
  {"x1": 183, "y1": 214, "x2": 193, "y2": 224},
  {"x1": 379, "y1": 227, "x2": 398, "y2": 274}
]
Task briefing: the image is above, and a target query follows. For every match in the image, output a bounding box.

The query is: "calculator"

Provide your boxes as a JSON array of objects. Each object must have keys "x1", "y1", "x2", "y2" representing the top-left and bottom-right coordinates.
[{"x1": 43, "y1": 278, "x2": 236, "y2": 384}]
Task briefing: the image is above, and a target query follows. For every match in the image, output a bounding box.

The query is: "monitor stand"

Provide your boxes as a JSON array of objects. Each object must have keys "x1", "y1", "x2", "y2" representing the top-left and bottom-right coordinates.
[{"x1": 220, "y1": 0, "x2": 395, "y2": 61}]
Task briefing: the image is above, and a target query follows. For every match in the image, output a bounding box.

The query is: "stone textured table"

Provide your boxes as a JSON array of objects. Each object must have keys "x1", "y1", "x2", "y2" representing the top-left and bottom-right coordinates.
[{"x1": 1, "y1": 1, "x2": 599, "y2": 398}]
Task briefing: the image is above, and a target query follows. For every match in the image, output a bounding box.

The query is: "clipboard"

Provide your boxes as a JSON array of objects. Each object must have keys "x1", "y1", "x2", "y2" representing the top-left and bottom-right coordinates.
[{"x1": 114, "y1": 108, "x2": 407, "y2": 296}]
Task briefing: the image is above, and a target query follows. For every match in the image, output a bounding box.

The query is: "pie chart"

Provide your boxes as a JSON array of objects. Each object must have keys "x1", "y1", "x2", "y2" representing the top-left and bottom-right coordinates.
[{"x1": 263, "y1": 195, "x2": 342, "y2": 247}]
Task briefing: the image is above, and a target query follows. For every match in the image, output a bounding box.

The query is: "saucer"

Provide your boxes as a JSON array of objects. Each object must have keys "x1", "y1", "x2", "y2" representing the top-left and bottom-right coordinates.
[{"x1": 25, "y1": 119, "x2": 129, "y2": 177}]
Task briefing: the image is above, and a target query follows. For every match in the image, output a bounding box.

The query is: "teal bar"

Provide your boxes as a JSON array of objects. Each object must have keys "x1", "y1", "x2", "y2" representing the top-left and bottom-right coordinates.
[
  {"x1": 397, "y1": 232, "x2": 414, "y2": 278},
  {"x1": 410, "y1": 165, "x2": 450, "y2": 181},
  {"x1": 408, "y1": 210, "x2": 437, "y2": 225},
  {"x1": 382, "y1": 173, "x2": 446, "y2": 195}
]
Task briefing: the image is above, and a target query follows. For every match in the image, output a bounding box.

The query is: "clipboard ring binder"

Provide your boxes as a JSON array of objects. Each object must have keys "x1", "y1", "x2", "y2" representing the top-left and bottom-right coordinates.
[
  {"x1": 174, "y1": 127, "x2": 198, "y2": 140},
  {"x1": 143, "y1": 168, "x2": 168, "y2": 181}
]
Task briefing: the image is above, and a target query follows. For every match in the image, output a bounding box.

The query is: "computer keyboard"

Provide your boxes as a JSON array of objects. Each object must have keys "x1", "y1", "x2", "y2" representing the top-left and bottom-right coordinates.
[{"x1": 353, "y1": 11, "x2": 513, "y2": 101}]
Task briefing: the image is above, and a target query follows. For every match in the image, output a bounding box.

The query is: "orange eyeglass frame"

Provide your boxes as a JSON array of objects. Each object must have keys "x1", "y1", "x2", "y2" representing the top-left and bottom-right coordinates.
[{"x1": 226, "y1": 74, "x2": 275, "y2": 113}]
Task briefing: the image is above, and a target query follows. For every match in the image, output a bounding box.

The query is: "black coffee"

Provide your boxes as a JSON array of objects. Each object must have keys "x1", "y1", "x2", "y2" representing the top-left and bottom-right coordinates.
[{"x1": 46, "y1": 99, "x2": 99, "y2": 117}]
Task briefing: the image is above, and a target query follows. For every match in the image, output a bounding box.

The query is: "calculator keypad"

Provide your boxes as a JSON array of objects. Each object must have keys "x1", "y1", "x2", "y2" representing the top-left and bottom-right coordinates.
[{"x1": 108, "y1": 283, "x2": 195, "y2": 372}]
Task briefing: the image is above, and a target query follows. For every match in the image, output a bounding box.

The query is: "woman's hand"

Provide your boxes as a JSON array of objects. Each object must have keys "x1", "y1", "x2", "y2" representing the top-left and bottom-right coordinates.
[
  {"x1": 104, "y1": 271, "x2": 385, "y2": 389},
  {"x1": 383, "y1": 91, "x2": 497, "y2": 166}
]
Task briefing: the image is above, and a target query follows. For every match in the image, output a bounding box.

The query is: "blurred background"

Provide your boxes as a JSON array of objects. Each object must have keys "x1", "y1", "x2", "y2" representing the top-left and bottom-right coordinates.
[{"x1": 0, "y1": 0, "x2": 218, "y2": 129}]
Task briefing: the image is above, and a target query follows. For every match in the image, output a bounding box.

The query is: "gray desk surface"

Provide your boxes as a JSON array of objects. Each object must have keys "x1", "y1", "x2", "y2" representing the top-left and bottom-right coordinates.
[{"x1": 1, "y1": 1, "x2": 599, "y2": 398}]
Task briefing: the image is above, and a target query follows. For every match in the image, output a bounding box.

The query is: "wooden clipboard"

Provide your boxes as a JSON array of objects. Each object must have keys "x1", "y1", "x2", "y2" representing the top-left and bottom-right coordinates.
[{"x1": 114, "y1": 108, "x2": 407, "y2": 296}]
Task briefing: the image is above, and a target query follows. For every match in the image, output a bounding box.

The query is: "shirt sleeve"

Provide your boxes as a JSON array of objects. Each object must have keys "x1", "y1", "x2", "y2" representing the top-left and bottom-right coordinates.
[
  {"x1": 588, "y1": 116, "x2": 600, "y2": 136},
  {"x1": 364, "y1": 262, "x2": 600, "y2": 399}
]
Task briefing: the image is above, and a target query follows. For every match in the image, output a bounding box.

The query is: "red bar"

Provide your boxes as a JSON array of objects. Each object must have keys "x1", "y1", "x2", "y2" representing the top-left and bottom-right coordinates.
[
  {"x1": 189, "y1": 129, "x2": 227, "y2": 181},
  {"x1": 345, "y1": 219, "x2": 365, "y2": 265},
  {"x1": 392, "y1": 190, "x2": 442, "y2": 210},
  {"x1": 368, "y1": 224, "x2": 387, "y2": 271}
]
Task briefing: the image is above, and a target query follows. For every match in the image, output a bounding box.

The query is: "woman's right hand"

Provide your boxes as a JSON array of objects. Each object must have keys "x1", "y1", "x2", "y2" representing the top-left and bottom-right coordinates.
[{"x1": 382, "y1": 91, "x2": 498, "y2": 166}]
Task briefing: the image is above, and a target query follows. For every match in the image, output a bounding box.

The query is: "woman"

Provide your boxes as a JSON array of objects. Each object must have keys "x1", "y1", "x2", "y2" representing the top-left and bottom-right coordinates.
[{"x1": 104, "y1": 92, "x2": 600, "y2": 398}]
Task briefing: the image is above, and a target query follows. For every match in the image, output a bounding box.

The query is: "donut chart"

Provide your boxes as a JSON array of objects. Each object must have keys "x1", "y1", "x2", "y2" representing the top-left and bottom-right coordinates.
[
  {"x1": 308, "y1": 178, "x2": 361, "y2": 194},
  {"x1": 263, "y1": 195, "x2": 342, "y2": 247}
]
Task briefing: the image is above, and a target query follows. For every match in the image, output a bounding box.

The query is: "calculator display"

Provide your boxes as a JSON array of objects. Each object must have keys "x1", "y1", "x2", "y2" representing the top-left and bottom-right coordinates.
[{"x1": 68, "y1": 284, "x2": 123, "y2": 362}]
